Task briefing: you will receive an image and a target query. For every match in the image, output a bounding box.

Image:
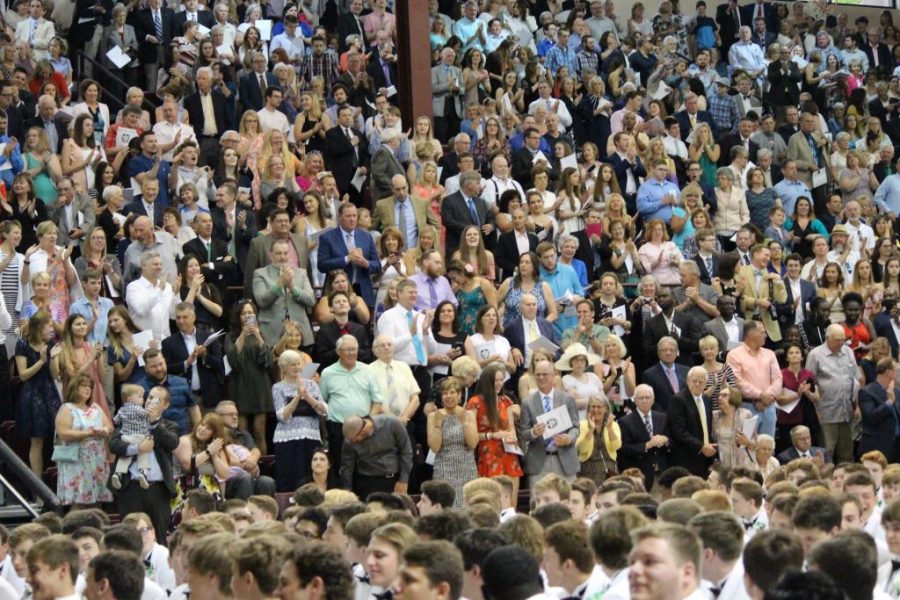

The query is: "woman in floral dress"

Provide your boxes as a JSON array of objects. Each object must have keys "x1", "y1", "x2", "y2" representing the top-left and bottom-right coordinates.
[
  {"x1": 466, "y1": 363, "x2": 522, "y2": 497},
  {"x1": 53, "y1": 372, "x2": 112, "y2": 508}
]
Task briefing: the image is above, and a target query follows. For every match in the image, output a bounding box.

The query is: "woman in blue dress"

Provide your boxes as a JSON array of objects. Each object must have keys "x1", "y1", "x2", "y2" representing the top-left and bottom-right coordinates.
[{"x1": 447, "y1": 260, "x2": 497, "y2": 336}]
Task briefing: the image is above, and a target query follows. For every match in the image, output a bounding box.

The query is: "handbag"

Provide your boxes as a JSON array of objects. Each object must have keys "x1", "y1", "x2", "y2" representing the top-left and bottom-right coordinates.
[{"x1": 51, "y1": 435, "x2": 79, "y2": 463}]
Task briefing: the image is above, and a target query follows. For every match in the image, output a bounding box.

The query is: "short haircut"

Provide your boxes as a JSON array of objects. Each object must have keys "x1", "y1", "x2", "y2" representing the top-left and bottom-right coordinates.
[
  {"x1": 421, "y1": 480, "x2": 456, "y2": 509},
  {"x1": 687, "y1": 511, "x2": 743, "y2": 561},
  {"x1": 530, "y1": 503, "x2": 573, "y2": 529},
  {"x1": 248, "y1": 495, "x2": 279, "y2": 519},
  {"x1": 415, "y1": 510, "x2": 472, "y2": 542},
  {"x1": 345, "y1": 513, "x2": 383, "y2": 547},
  {"x1": 293, "y1": 482, "x2": 326, "y2": 507},
  {"x1": 690, "y1": 490, "x2": 732, "y2": 512},
  {"x1": 61, "y1": 510, "x2": 105, "y2": 535},
  {"x1": 101, "y1": 525, "x2": 142, "y2": 556},
  {"x1": 731, "y1": 479, "x2": 763, "y2": 507},
  {"x1": 544, "y1": 521, "x2": 593, "y2": 574},
  {"x1": 403, "y1": 541, "x2": 465, "y2": 600},
  {"x1": 882, "y1": 498, "x2": 900, "y2": 525},
  {"x1": 531, "y1": 473, "x2": 571, "y2": 501},
  {"x1": 285, "y1": 541, "x2": 355, "y2": 599},
  {"x1": 844, "y1": 471, "x2": 876, "y2": 492},
  {"x1": 185, "y1": 488, "x2": 216, "y2": 515},
  {"x1": 630, "y1": 523, "x2": 700, "y2": 572},
  {"x1": 229, "y1": 536, "x2": 292, "y2": 596},
  {"x1": 188, "y1": 532, "x2": 235, "y2": 595},
  {"x1": 743, "y1": 530, "x2": 804, "y2": 594},
  {"x1": 27, "y1": 534, "x2": 79, "y2": 585},
  {"x1": 462, "y1": 478, "x2": 502, "y2": 505},
  {"x1": 297, "y1": 507, "x2": 329, "y2": 538},
  {"x1": 328, "y1": 502, "x2": 368, "y2": 530},
  {"x1": 809, "y1": 530, "x2": 877, "y2": 600},
  {"x1": 657, "y1": 498, "x2": 703, "y2": 525},
  {"x1": 9, "y1": 523, "x2": 51, "y2": 549},
  {"x1": 672, "y1": 476, "x2": 710, "y2": 498},
  {"x1": 792, "y1": 494, "x2": 841, "y2": 532},
  {"x1": 590, "y1": 506, "x2": 649, "y2": 569},
  {"x1": 89, "y1": 551, "x2": 144, "y2": 600},
  {"x1": 454, "y1": 528, "x2": 509, "y2": 571}
]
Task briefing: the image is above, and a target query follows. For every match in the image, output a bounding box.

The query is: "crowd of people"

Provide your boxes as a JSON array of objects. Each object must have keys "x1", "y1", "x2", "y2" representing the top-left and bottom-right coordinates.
[{"x1": 0, "y1": 0, "x2": 900, "y2": 597}]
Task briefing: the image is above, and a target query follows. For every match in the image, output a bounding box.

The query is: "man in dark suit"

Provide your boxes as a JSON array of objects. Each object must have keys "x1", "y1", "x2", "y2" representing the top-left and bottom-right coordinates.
[
  {"x1": 605, "y1": 132, "x2": 647, "y2": 214},
  {"x1": 703, "y1": 296, "x2": 745, "y2": 356},
  {"x1": 766, "y1": 49, "x2": 802, "y2": 111},
  {"x1": 692, "y1": 230, "x2": 719, "y2": 285},
  {"x1": 238, "y1": 52, "x2": 280, "y2": 113},
  {"x1": 210, "y1": 182, "x2": 256, "y2": 279},
  {"x1": 643, "y1": 287, "x2": 702, "y2": 365},
  {"x1": 716, "y1": 1, "x2": 742, "y2": 60},
  {"x1": 511, "y1": 127, "x2": 554, "y2": 190},
  {"x1": 161, "y1": 303, "x2": 225, "y2": 411},
  {"x1": 858, "y1": 358, "x2": 900, "y2": 462},
  {"x1": 776, "y1": 425, "x2": 829, "y2": 465},
  {"x1": 70, "y1": 0, "x2": 113, "y2": 67},
  {"x1": 318, "y1": 203, "x2": 380, "y2": 307},
  {"x1": 618, "y1": 383, "x2": 670, "y2": 489},
  {"x1": 668, "y1": 367, "x2": 717, "y2": 477},
  {"x1": 862, "y1": 27, "x2": 893, "y2": 80},
  {"x1": 183, "y1": 212, "x2": 236, "y2": 299},
  {"x1": 779, "y1": 254, "x2": 817, "y2": 332},
  {"x1": 438, "y1": 134, "x2": 472, "y2": 184},
  {"x1": 337, "y1": 0, "x2": 366, "y2": 52},
  {"x1": 26, "y1": 94, "x2": 68, "y2": 154},
  {"x1": 173, "y1": 0, "x2": 214, "y2": 35},
  {"x1": 365, "y1": 42, "x2": 398, "y2": 98},
  {"x1": 875, "y1": 293, "x2": 900, "y2": 359},
  {"x1": 674, "y1": 93, "x2": 718, "y2": 142},
  {"x1": 136, "y1": 0, "x2": 175, "y2": 93},
  {"x1": 719, "y1": 118, "x2": 759, "y2": 168},
  {"x1": 183, "y1": 67, "x2": 227, "y2": 167},
  {"x1": 368, "y1": 132, "x2": 406, "y2": 201},
  {"x1": 440, "y1": 171, "x2": 493, "y2": 259},
  {"x1": 495, "y1": 208, "x2": 538, "y2": 281},
  {"x1": 740, "y1": 0, "x2": 777, "y2": 34},
  {"x1": 324, "y1": 105, "x2": 369, "y2": 202},
  {"x1": 749, "y1": 15, "x2": 776, "y2": 50},
  {"x1": 123, "y1": 179, "x2": 165, "y2": 228},
  {"x1": 641, "y1": 337, "x2": 691, "y2": 412},
  {"x1": 313, "y1": 290, "x2": 373, "y2": 372}
]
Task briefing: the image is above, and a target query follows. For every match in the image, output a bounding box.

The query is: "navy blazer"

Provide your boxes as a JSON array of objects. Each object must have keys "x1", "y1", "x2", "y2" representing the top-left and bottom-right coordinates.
[
  {"x1": 874, "y1": 312, "x2": 900, "y2": 359},
  {"x1": 776, "y1": 445, "x2": 830, "y2": 465},
  {"x1": 317, "y1": 227, "x2": 380, "y2": 306},
  {"x1": 642, "y1": 362, "x2": 690, "y2": 412},
  {"x1": 440, "y1": 191, "x2": 492, "y2": 259},
  {"x1": 504, "y1": 316, "x2": 557, "y2": 355},
  {"x1": 618, "y1": 409, "x2": 669, "y2": 489},
  {"x1": 122, "y1": 199, "x2": 164, "y2": 228},
  {"x1": 238, "y1": 71, "x2": 279, "y2": 112},
  {"x1": 674, "y1": 109, "x2": 718, "y2": 141},
  {"x1": 495, "y1": 230, "x2": 538, "y2": 281},
  {"x1": 604, "y1": 152, "x2": 647, "y2": 199},
  {"x1": 161, "y1": 328, "x2": 225, "y2": 409},
  {"x1": 859, "y1": 380, "x2": 900, "y2": 460}
]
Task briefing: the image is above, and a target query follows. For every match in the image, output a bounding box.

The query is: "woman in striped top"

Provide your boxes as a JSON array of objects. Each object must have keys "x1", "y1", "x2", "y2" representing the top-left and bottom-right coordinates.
[{"x1": 700, "y1": 334, "x2": 737, "y2": 411}]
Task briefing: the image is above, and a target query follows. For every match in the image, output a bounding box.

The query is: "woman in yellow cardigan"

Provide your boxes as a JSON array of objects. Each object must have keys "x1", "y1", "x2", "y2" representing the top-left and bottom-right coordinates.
[{"x1": 575, "y1": 396, "x2": 622, "y2": 484}]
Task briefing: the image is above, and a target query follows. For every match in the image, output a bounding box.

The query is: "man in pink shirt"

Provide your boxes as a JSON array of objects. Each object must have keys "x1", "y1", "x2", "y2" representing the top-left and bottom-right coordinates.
[{"x1": 726, "y1": 320, "x2": 782, "y2": 437}]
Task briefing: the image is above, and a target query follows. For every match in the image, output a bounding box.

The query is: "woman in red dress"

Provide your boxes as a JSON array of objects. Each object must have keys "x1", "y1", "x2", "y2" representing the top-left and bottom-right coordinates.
[{"x1": 466, "y1": 363, "x2": 523, "y2": 498}]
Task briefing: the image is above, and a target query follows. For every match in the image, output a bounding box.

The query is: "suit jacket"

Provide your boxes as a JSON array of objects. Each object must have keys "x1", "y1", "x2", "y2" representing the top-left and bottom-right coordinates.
[
  {"x1": 738, "y1": 264, "x2": 787, "y2": 341},
  {"x1": 719, "y1": 134, "x2": 760, "y2": 168},
  {"x1": 740, "y1": 2, "x2": 778, "y2": 32},
  {"x1": 605, "y1": 152, "x2": 647, "y2": 198},
  {"x1": 668, "y1": 389, "x2": 716, "y2": 477},
  {"x1": 642, "y1": 362, "x2": 690, "y2": 412},
  {"x1": 862, "y1": 42, "x2": 893, "y2": 79},
  {"x1": 766, "y1": 60, "x2": 801, "y2": 109},
  {"x1": 518, "y1": 389, "x2": 581, "y2": 476},
  {"x1": 702, "y1": 316, "x2": 746, "y2": 355},
  {"x1": 109, "y1": 417, "x2": 180, "y2": 496},
  {"x1": 874, "y1": 312, "x2": 900, "y2": 359},
  {"x1": 314, "y1": 319, "x2": 373, "y2": 372},
  {"x1": 184, "y1": 90, "x2": 227, "y2": 138},
  {"x1": 496, "y1": 230, "x2": 538, "y2": 281},
  {"x1": 51, "y1": 192, "x2": 96, "y2": 247},
  {"x1": 99, "y1": 24, "x2": 138, "y2": 69},
  {"x1": 183, "y1": 236, "x2": 238, "y2": 289},
  {"x1": 368, "y1": 146, "x2": 406, "y2": 200},
  {"x1": 317, "y1": 226, "x2": 381, "y2": 306},
  {"x1": 440, "y1": 191, "x2": 491, "y2": 258},
  {"x1": 174, "y1": 9, "x2": 214, "y2": 35},
  {"x1": 504, "y1": 316, "x2": 557, "y2": 356},
  {"x1": 674, "y1": 110, "x2": 717, "y2": 141},
  {"x1": 693, "y1": 253, "x2": 719, "y2": 285},
  {"x1": 618, "y1": 409, "x2": 669, "y2": 489},
  {"x1": 643, "y1": 311, "x2": 701, "y2": 365},
  {"x1": 776, "y1": 445, "x2": 830, "y2": 465},
  {"x1": 242, "y1": 233, "x2": 310, "y2": 297},
  {"x1": 161, "y1": 328, "x2": 225, "y2": 408},
  {"x1": 431, "y1": 64, "x2": 464, "y2": 118},
  {"x1": 786, "y1": 130, "x2": 830, "y2": 190},
  {"x1": 238, "y1": 71, "x2": 279, "y2": 112},
  {"x1": 859, "y1": 380, "x2": 899, "y2": 460},
  {"x1": 252, "y1": 265, "x2": 315, "y2": 346},
  {"x1": 210, "y1": 206, "x2": 256, "y2": 274},
  {"x1": 778, "y1": 277, "x2": 816, "y2": 331},
  {"x1": 25, "y1": 116, "x2": 67, "y2": 154},
  {"x1": 371, "y1": 195, "x2": 438, "y2": 236},
  {"x1": 510, "y1": 147, "x2": 558, "y2": 190},
  {"x1": 337, "y1": 12, "x2": 365, "y2": 52},
  {"x1": 750, "y1": 29, "x2": 776, "y2": 50},
  {"x1": 135, "y1": 7, "x2": 175, "y2": 63},
  {"x1": 123, "y1": 199, "x2": 164, "y2": 228},
  {"x1": 366, "y1": 57, "x2": 398, "y2": 93},
  {"x1": 324, "y1": 125, "x2": 369, "y2": 195},
  {"x1": 14, "y1": 18, "x2": 54, "y2": 59}
]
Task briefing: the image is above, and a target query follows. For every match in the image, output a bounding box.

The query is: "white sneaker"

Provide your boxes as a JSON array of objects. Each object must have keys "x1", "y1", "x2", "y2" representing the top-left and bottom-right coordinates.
[{"x1": 110, "y1": 473, "x2": 122, "y2": 490}]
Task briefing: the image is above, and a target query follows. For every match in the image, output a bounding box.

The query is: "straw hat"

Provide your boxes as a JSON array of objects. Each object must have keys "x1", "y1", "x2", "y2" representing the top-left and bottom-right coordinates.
[{"x1": 554, "y1": 343, "x2": 599, "y2": 371}]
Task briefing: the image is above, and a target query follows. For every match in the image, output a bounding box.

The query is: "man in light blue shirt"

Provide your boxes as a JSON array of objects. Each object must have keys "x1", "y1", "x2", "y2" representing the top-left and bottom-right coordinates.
[
  {"x1": 69, "y1": 269, "x2": 114, "y2": 344},
  {"x1": 636, "y1": 160, "x2": 681, "y2": 224},
  {"x1": 544, "y1": 29, "x2": 577, "y2": 77},
  {"x1": 774, "y1": 160, "x2": 812, "y2": 216},
  {"x1": 453, "y1": 1, "x2": 485, "y2": 52},
  {"x1": 874, "y1": 156, "x2": 900, "y2": 216},
  {"x1": 538, "y1": 242, "x2": 582, "y2": 336},
  {"x1": 728, "y1": 26, "x2": 766, "y2": 81},
  {"x1": 269, "y1": 14, "x2": 305, "y2": 66}
]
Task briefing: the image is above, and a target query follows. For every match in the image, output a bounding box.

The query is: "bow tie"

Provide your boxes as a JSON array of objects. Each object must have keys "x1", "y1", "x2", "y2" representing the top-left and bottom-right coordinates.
[
  {"x1": 709, "y1": 586, "x2": 722, "y2": 599},
  {"x1": 753, "y1": 269, "x2": 765, "y2": 277},
  {"x1": 357, "y1": 573, "x2": 370, "y2": 585},
  {"x1": 373, "y1": 591, "x2": 392, "y2": 600},
  {"x1": 892, "y1": 559, "x2": 900, "y2": 575},
  {"x1": 743, "y1": 517, "x2": 756, "y2": 531}
]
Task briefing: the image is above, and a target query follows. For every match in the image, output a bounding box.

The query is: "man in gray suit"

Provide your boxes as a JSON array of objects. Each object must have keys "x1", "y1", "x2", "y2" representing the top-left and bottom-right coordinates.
[
  {"x1": 251, "y1": 239, "x2": 315, "y2": 348},
  {"x1": 368, "y1": 131, "x2": 406, "y2": 201},
  {"x1": 242, "y1": 208, "x2": 309, "y2": 296},
  {"x1": 431, "y1": 47, "x2": 464, "y2": 143},
  {"x1": 52, "y1": 177, "x2": 96, "y2": 249},
  {"x1": 703, "y1": 295, "x2": 745, "y2": 356},
  {"x1": 518, "y1": 361, "x2": 581, "y2": 484}
]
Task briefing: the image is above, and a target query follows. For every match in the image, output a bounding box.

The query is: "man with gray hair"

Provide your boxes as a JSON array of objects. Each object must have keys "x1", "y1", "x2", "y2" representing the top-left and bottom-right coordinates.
[
  {"x1": 369, "y1": 130, "x2": 406, "y2": 200},
  {"x1": 441, "y1": 170, "x2": 493, "y2": 257},
  {"x1": 26, "y1": 94, "x2": 66, "y2": 153},
  {"x1": 368, "y1": 335, "x2": 420, "y2": 434},
  {"x1": 776, "y1": 424, "x2": 828, "y2": 465},
  {"x1": 320, "y1": 334, "x2": 384, "y2": 478},
  {"x1": 674, "y1": 261, "x2": 720, "y2": 321},
  {"x1": 125, "y1": 251, "x2": 178, "y2": 340},
  {"x1": 123, "y1": 215, "x2": 182, "y2": 286},
  {"x1": 805, "y1": 323, "x2": 859, "y2": 463},
  {"x1": 669, "y1": 366, "x2": 716, "y2": 477},
  {"x1": 182, "y1": 66, "x2": 223, "y2": 167},
  {"x1": 618, "y1": 383, "x2": 670, "y2": 489},
  {"x1": 238, "y1": 51, "x2": 277, "y2": 112},
  {"x1": 750, "y1": 114, "x2": 788, "y2": 166},
  {"x1": 431, "y1": 47, "x2": 464, "y2": 142}
]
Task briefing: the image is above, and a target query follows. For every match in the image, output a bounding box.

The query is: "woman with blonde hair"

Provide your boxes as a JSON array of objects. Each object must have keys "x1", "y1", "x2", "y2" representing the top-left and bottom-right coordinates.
[
  {"x1": 839, "y1": 149, "x2": 879, "y2": 204},
  {"x1": 699, "y1": 334, "x2": 737, "y2": 410},
  {"x1": 597, "y1": 334, "x2": 635, "y2": 412},
  {"x1": 714, "y1": 386, "x2": 756, "y2": 469},
  {"x1": 74, "y1": 226, "x2": 122, "y2": 299},
  {"x1": 638, "y1": 218, "x2": 683, "y2": 286},
  {"x1": 688, "y1": 123, "x2": 720, "y2": 188},
  {"x1": 293, "y1": 91, "x2": 329, "y2": 156},
  {"x1": 403, "y1": 225, "x2": 440, "y2": 275},
  {"x1": 452, "y1": 225, "x2": 496, "y2": 281},
  {"x1": 258, "y1": 129, "x2": 302, "y2": 179},
  {"x1": 295, "y1": 151, "x2": 324, "y2": 193},
  {"x1": 413, "y1": 161, "x2": 444, "y2": 226},
  {"x1": 713, "y1": 167, "x2": 749, "y2": 251},
  {"x1": 600, "y1": 193, "x2": 633, "y2": 239},
  {"x1": 576, "y1": 395, "x2": 621, "y2": 483},
  {"x1": 258, "y1": 154, "x2": 299, "y2": 205},
  {"x1": 22, "y1": 127, "x2": 61, "y2": 205},
  {"x1": 410, "y1": 116, "x2": 442, "y2": 162},
  {"x1": 23, "y1": 221, "x2": 77, "y2": 326},
  {"x1": 647, "y1": 138, "x2": 678, "y2": 184},
  {"x1": 848, "y1": 258, "x2": 883, "y2": 320},
  {"x1": 237, "y1": 110, "x2": 264, "y2": 169}
]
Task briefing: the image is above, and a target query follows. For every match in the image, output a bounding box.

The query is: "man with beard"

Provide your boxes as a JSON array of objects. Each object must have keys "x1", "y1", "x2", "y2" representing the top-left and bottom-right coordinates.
[{"x1": 826, "y1": 224, "x2": 859, "y2": 279}]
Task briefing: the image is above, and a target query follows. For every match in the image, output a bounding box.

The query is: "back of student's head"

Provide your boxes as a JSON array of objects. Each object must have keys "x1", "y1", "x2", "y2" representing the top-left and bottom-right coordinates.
[
  {"x1": 544, "y1": 520, "x2": 593, "y2": 575},
  {"x1": 672, "y1": 475, "x2": 710, "y2": 498},
  {"x1": 687, "y1": 511, "x2": 743, "y2": 562},
  {"x1": 229, "y1": 536, "x2": 293, "y2": 596},
  {"x1": 61, "y1": 509, "x2": 106, "y2": 535},
  {"x1": 185, "y1": 488, "x2": 216, "y2": 515},
  {"x1": 462, "y1": 478, "x2": 503, "y2": 506},
  {"x1": 100, "y1": 525, "x2": 143, "y2": 557},
  {"x1": 791, "y1": 493, "x2": 841, "y2": 533},
  {"x1": 421, "y1": 480, "x2": 456, "y2": 509},
  {"x1": 415, "y1": 510, "x2": 473, "y2": 542},
  {"x1": 530, "y1": 502, "x2": 573, "y2": 529},
  {"x1": 808, "y1": 530, "x2": 878, "y2": 600},
  {"x1": 481, "y1": 545, "x2": 544, "y2": 600},
  {"x1": 188, "y1": 532, "x2": 237, "y2": 596},
  {"x1": 293, "y1": 482, "x2": 326, "y2": 507},
  {"x1": 743, "y1": 529, "x2": 804, "y2": 596},
  {"x1": 345, "y1": 513, "x2": 384, "y2": 548},
  {"x1": 690, "y1": 490, "x2": 732, "y2": 513},
  {"x1": 89, "y1": 551, "x2": 145, "y2": 600},
  {"x1": 657, "y1": 498, "x2": 703, "y2": 525},
  {"x1": 248, "y1": 495, "x2": 279, "y2": 520},
  {"x1": 590, "y1": 506, "x2": 649, "y2": 569},
  {"x1": 454, "y1": 528, "x2": 509, "y2": 572}
]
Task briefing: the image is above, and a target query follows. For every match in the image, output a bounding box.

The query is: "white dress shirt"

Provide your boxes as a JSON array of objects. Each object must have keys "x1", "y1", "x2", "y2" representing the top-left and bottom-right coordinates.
[
  {"x1": 368, "y1": 359, "x2": 420, "y2": 417},
  {"x1": 375, "y1": 304, "x2": 436, "y2": 367},
  {"x1": 125, "y1": 277, "x2": 178, "y2": 340},
  {"x1": 152, "y1": 120, "x2": 198, "y2": 162}
]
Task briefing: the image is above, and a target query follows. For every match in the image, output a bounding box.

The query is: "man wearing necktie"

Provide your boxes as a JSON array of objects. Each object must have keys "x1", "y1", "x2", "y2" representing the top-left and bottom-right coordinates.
[
  {"x1": 519, "y1": 362, "x2": 580, "y2": 485},
  {"x1": 440, "y1": 170, "x2": 493, "y2": 258},
  {"x1": 505, "y1": 293, "x2": 557, "y2": 383},
  {"x1": 430, "y1": 47, "x2": 463, "y2": 143},
  {"x1": 138, "y1": 0, "x2": 172, "y2": 93},
  {"x1": 668, "y1": 366, "x2": 716, "y2": 476},
  {"x1": 317, "y1": 203, "x2": 380, "y2": 307},
  {"x1": 617, "y1": 384, "x2": 669, "y2": 489},
  {"x1": 737, "y1": 244, "x2": 786, "y2": 343},
  {"x1": 15, "y1": 0, "x2": 53, "y2": 60},
  {"x1": 324, "y1": 105, "x2": 370, "y2": 204},
  {"x1": 775, "y1": 424, "x2": 829, "y2": 464}
]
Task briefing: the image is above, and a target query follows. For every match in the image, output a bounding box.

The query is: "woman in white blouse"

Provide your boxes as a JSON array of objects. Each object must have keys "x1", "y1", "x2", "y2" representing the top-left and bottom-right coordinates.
[
  {"x1": 557, "y1": 343, "x2": 603, "y2": 420},
  {"x1": 465, "y1": 305, "x2": 516, "y2": 373}
]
